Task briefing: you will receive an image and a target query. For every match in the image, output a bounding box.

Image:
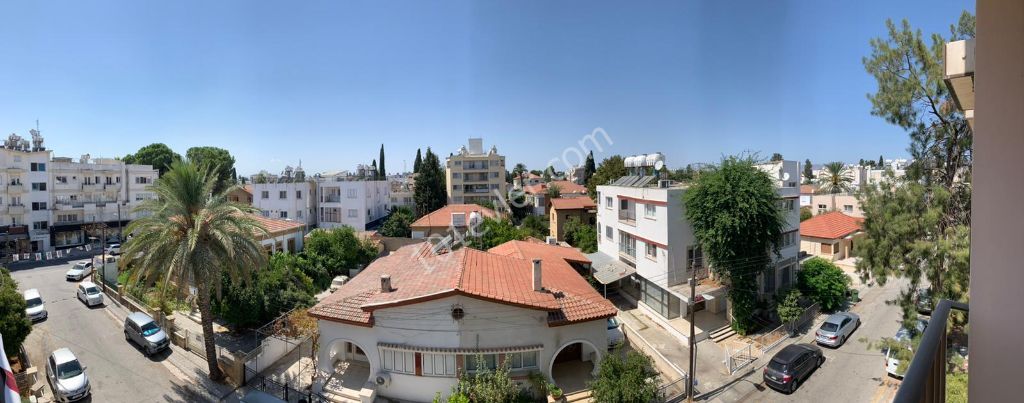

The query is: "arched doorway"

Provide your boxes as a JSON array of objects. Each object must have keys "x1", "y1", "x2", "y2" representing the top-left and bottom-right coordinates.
[
  {"x1": 323, "y1": 339, "x2": 372, "y2": 399},
  {"x1": 549, "y1": 340, "x2": 602, "y2": 395}
]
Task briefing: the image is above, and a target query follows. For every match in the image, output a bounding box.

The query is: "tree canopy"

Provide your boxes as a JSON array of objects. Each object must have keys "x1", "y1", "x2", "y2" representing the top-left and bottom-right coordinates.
[
  {"x1": 123, "y1": 143, "x2": 181, "y2": 176},
  {"x1": 186, "y1": 146, "x2": 236, "y2": 193},
  {"x1": 465, "y1": 218, "x2": 527, "y2": 250},
  {"x1": 683, "y1": 155, "x2": 784, "y2": 334},
  {"x1": 589, "y1": 350, "x2": 661, "y2": 403},
  {"x1": 586, "y1": 155, "x2": 625, "y2": 198},
  {"x1": 770, "y1": 153, "x2": 783, "y2": 162},
  {"x1": 413, "y1": 148, "x2": 422, "y2": 174},
  {"x1": 0, "y1": 268, "x2": 31, "y2": 354},
  {"x1": 378, "y1": 144, "x2": 386, "y2": 179},
  {"x1": 802, "y1": 159, "x2": 814, "y2": 183},
  {"x1": 583, "y1": 151, "x2": 596, "y2": 183},
  {"x1": 562, "y1": 217, "x2": 597, "y2": 253},
  {"x1": 519, "y1": 214, "x2": 549, "y2": 240},
  {"x1": 414, "y1": 148, "x2": 448, "y2": 217},
  {"x1": 798, "y1": 257, "x2": 851, "y2": 312},
  {"x1": 379, "y1": 207, "x2": 415, "y2": 238}
]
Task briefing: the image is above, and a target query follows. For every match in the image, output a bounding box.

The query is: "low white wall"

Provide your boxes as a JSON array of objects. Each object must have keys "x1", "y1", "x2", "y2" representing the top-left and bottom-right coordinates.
[{"x1": 246, "y1": 335, "x2": 306, "y2": 373}]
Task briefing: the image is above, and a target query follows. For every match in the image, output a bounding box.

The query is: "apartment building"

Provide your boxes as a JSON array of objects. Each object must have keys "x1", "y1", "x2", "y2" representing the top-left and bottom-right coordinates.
[
  {"x1": 592, "y1": 155, "x2": 800, "y2": 344},
  {"x1": 251, "y1": 164, "x2": 316, "y2": 227},
  {"x1": 389, "y1": 175, "x2": 415, "y2": 210},
  {"x1": 523, "y1": 180, "x2": 587, "y2": 216},
  {"x1": 445, "y1": 138, "x2": 507, "y2": 207},
  {"x1": 316, "y1": 171, "x2": 390, "y2": 230},
  {"x1": 0, "y1": 131, "x2": 53, "y2": 253}
]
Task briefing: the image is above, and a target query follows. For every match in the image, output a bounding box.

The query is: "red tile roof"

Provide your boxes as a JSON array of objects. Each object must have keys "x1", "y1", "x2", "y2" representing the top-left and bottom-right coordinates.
[
  {"x1": 410, "y1": 204, "x2": 497, "y2": 228},
  {"x1": 248, "y1": 214, "x2": 305, "y2": 237},
  {"x1": 800, "y1": 211, "x2": 863, "y2": 239},
  {"x1": 523, "y1": 181, "x2": 587, "y2": 195},
  {"x1": 308, "y1": 241, "x2": 615, "y2": 327},
  {"x1": 549, "y1": 197, "x2": 596, "y2": 210},
  {"x1": 800, "y1": 184, "x2": 816, "y2": 195}
]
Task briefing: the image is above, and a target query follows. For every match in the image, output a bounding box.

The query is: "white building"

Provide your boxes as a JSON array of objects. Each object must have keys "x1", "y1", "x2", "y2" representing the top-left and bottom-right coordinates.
[
  {"x1": 308, "y1": 240, "x2": 615, "y2": 402},
  {"x1": 389, "y1": 176, "x2": 415, "y2": 211},
  {"x1": 0, "y1": 131, "x2": 52, "y2": 253},
  {"x1": 316, "y1": 171, "x2": 390, "y2": 231},
  {"x1": 252, "y1": 181, "x2": 317, "y2": 227},
  {"x1": 592, "y1": 155, "x2": 800, "y2": 344}
]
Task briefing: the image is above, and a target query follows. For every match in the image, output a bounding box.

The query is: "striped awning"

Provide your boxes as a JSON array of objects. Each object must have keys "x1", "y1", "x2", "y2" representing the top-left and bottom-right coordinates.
[{"x1": 378, "y1": 343, "x2": 543, "y2": 354}]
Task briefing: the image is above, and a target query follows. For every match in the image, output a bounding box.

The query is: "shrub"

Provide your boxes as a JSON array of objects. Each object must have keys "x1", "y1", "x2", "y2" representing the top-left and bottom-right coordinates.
[
  {"x1": 800, "y1": 206, "x2": 813, "y2": 221},
  {"x1": 590, "y1": 349, "x2": 661, "y2": 403},
  {"x1": 798, "y1": 257, "x2": 851, "y2": 311},
  {"x1": 0, "y1": 268, "x2": 31, "y2": 354},
  {"x1": 775, "y1": 288, "x2": 803, "y2": 333},
  {"x1": 562, "y1": 217, "x2": 597, "y2": 253},
  {"x1": 379, "y1": 207, "x2": 415, "y2": 238}
]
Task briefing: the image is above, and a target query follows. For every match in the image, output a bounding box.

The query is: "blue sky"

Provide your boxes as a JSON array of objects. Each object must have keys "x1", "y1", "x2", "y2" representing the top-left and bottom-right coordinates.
[{"x1": 0, "y1": 1, "x2": 973, "y2": 175}]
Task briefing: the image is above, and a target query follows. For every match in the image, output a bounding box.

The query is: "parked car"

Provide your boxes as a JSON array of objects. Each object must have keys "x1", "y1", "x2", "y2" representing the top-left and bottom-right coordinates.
[
  {"x1": 76, "y1": 281, "x2": 104, "y2": 307},
  {"x1": 885, "y1": 318, "x2": 929, "y2": 378},
  {"x1": 915, "y1": 288, "x2": 933, "y2": 315},
  {"x1": 763, "y1": 343, "x2": 824, "y2": 393},
  {"x1": 105, "y1": 243, "x2": 121, "y2": 255},
  {"x1": 24, "y1": 288, "x2": 47, "y2": 322},
  {"x1": 815, "y1": 312, "x2": 860, "y2": 347},
  {"x1": 45, "y1": 348, "x2": 90, "y2": 402},
  {"x1": 65, "y1": 261, "x2": 94, "y2": 281},
  {"x1": 124, "y1": 312, "x2": 170, "y2": 356},
  {"x1": 329, "y1": 275, "x2": 349, "y2": 293},
  {"x1": 607, "y1": 317, "x2": 625, "y2": 349}
]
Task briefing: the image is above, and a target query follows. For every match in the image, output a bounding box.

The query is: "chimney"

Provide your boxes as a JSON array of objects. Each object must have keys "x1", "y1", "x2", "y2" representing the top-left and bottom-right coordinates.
[
  {"x1": 532, "y1": 259, "x2": 543, "y2": 291},
  {"x1": 380, "y1": 274, "x2": 392, "y2": 293}
]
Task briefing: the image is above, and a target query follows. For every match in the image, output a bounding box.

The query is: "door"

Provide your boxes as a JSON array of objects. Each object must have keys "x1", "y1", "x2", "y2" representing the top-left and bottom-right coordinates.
[{"x1": 555, "y1": 343, "x2": 583, "y2": 364}]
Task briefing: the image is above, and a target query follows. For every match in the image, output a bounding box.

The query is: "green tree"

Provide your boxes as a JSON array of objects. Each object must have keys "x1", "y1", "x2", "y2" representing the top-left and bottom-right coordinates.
[
  {"x1": 414, "y1": 148, "x2": 448, "y2": 216},
  {"x1": 0, "y1": 268, "x2": 31, "y2": 355},
  {"x1": 816, "y1": 162, "x2": 853, "y2": 211},
  {"x1": 800, "y1": 206, "x2": 813, "y2": 222},
  {"x1": 438, "y1": 355, "x2": 527, "y2": 403},
  {"x1": 413, "y1": 148, "x2": 422, "y2": 174},
  {"x1": 303, "y1": 227, "x2": 379, "y2": 289},
  {"x1": 584, "y1": 151, "x2": 596, "y2": 183},
  {"x1": 798, "y1": 257, "x2": 851, "y2": 312},
  {"x1": 878, "y1": 155, "x2": 884, "y2": 167},
  {"x1": 589, "y1": 349, "x2": 661, "y2": 403},
  {"x1": 770, "y1": 153, "x2": 783, "y2": 162},
  {"x1": 371, "y1": 160, "x2": 378, "y2": 179},
  {"x1": 123, "y1": 143, "x2": 181, "y2": 176},
  {"x1": 684, "y1": 155, "x2": 785, "y2": 334},
  {"x1": 542, "y1": 166, "x2": 553, "y2": 182},
  {"x1": 669, "y1": 164, "x2": 696, "y2": 182},
  {"x1": 802, "y1": 159, "x2": 815, "y2": 184},
  {"x1": 562, "y1": 217, "x2": 597, "y2": 253},
  {"x1": 185, "y1": 146, "x2": 237, "y2": 193},
  {"x1": 217, "y1": 253, "x2": 317, "y2": 328},
  {"x1": 379, "y1": 144, "x2": 386, "y2": 179},
  {"x1": 857, "y1": 11, "x2": 974, "y2": 323},
  {"x1": 586, "y1": 155, "x2": 626, "y2": 198},
  {"x1": 508, "y1": 191, "x2": 532, "y2": 225},
  {"x1": 466, "y1": 218, "x2": 527, "y2": 250},
  {"x1": 121, "y1": 161, "x2": 267, "y2": 381},
  {"x1": 512, "y1": 163, "x2": 527, "y2": 188},
  {"x1": 776, "y1": 288, "x2": 803, "y2": 334},
  {"x1": 545, "y1": 184, "x2": 561, "y2": 200},
  {"x1": 379, "y1": 207, "x2": 415, "y2": 238},
  {"x1": 520, "y1": 214, "x2": 549, "y2": 240}
]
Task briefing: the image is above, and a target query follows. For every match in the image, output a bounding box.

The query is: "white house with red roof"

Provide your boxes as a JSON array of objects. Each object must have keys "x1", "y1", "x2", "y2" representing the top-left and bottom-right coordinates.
[
  {"x1": 409, "y1": 204, "x2": 497, "y2": 240},
  {"x1": 307, "y1": 240, "x2": 616, "y2": 402},
  {"x1": 249, "y1": 213, "x2": 307, "y2": 253},
  {"x1": 523, "y1": 180, "x2": 588, "y2": 216},
  {"x1": 799, "y1": 211, "x2": 864, "y2": 261}
]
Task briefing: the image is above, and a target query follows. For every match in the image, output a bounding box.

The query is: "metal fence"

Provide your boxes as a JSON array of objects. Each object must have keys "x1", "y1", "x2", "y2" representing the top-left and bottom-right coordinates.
[
  {"x1": 725, "y1": 342, "x2": 759, "y2": 374},
  {"x1": 245, "y1": 367, "x2": 332, "y2": 403}
]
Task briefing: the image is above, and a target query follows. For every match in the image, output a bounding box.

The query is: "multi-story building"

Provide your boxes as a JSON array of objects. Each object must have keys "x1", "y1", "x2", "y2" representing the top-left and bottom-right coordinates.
[
  {"x1": 315, "y1": 170, "x2": 390, "y2": 230},
  {"x1": 389, "y1": 175, "x2": 415, "y2": 211},
  {"x1": 0, "y1": 131, "x2": 52, "y2": 253},
  {"x1": 251, "y1": 165, "x2": 317, "y2": 227},
  {"x1": 592, "y1": 154, "x2": 799, "y2": 344},
  {"x1": 445, "y1": 138, "x2": 507, "y2": 207}
]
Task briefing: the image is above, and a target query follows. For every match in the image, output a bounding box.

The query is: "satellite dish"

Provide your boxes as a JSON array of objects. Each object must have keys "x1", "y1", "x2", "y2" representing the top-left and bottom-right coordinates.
[
  {"x1": 654, "y1": 160, "x2": 664, "y2": 171},
  {"x1": 781, "y1": 172, "x2": 790, "y2": 181}
]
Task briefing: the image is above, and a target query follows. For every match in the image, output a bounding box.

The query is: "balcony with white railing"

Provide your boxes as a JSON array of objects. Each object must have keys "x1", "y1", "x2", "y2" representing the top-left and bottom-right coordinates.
[
  {"x1": 7, "y1": 183, "x2": 23, "y2": 193},
  {"x1": 7, "y1": 204, "x2": 24, "y2": 215}
]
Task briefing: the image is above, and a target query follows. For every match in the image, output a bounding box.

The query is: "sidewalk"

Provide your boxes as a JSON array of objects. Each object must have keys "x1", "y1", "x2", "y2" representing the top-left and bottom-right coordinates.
[{"x1": 104, "y1": 293, "x2": 237, "y2": 402}]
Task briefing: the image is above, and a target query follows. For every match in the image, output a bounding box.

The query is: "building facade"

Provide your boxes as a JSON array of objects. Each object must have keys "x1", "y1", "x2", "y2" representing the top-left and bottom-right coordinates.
[
  {"x1": 445, "y1": 138, "x2": 507, "y2": 207},
  {"x1": 252, "y1": 181, "x2": 318, "y2": 227},
  {"x1": 548, "y1": 197, "x2": 596, "y2": 242},
  {"x1": 316, "y1": 172, "x2": 390, "y2": 231}
]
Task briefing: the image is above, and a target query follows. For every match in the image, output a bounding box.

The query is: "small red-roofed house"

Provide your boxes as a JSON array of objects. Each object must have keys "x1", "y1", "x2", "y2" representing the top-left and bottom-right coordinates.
[
  {"x1": 248, "y1": 213, "x2": 307, "y2": 253},
  {"x1": 799, "y1": 211, "x2": 864, "y2": 261},
  {"x1": 548, "y1": 197, "x2": 597, "y2": 242}
]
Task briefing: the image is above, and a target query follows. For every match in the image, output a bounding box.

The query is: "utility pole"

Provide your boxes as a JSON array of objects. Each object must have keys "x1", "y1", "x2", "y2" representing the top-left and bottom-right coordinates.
[{"x1": 687, "y1": 261, "x2": 697, "y2": 403}]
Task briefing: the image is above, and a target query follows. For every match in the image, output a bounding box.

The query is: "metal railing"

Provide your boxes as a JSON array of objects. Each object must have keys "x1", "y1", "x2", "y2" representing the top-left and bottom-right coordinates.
[{"x1": 893, "y1": 299, "x2": 969, "y2": 403}]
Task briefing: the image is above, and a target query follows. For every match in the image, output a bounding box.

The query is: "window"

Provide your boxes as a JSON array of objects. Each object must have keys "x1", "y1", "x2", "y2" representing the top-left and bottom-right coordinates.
[
  {"x1": 605, "y1": 225, "x2": 613, "y2": 239},
  {"x1": 280, "y1": 211, "x2": 288, "y2": 219},
  {"x1": 279, "y1": 191, "x2": 287, "y2": 199},
  {"x1": 347, "y1": 189, "x2": 357, "y2": 198},
  {"x1": 687, "y1": 245, "x2": 704, "y2": 269},
  {"x1": 55, "y1": 176, "x2": 68, "y2": 184},
  {"x1": 817, "y1": 203, "x2": 828, "y2": 213},
  {"x1": 453, "y1": 173, "x2": 461, "y2": 179},
  {"x1": 297, "y1": 210, "x2": 303, "y2": 219},
  {"x1": 30, "y1": 162, "x2": 45, "y2": 172},
  {"x1": 645, "y1": 242, "x2": 657, "y2": 260},
  {"x1": 618, "y1": 231, "x2": 636, "y2": 259},
  {"x1": 639, "y1": 276, "x2": 681, "y2": 319},
  {"x1": 605, "y1": 196, "x2": 612, "y2": 208},
  {"x1": 644, "y1": 204, "x2": 656, "y2": 218},
  {"x1": 821, "y1": 243, "x2": 833, "y2": 254},
  {"x1": 380, "y1": 349, "x2": 416, "y2": 374},
  {"x1": 261, "y1": 191, "x2": 269, "y2": 199},
  {"x1": 262, "y1": 210, "x2": 270, "y2": 217},
  {"x1": 31, "y1": 182, "x2": 46, "y2": 191},
  {"x1": 33, "y1": 221, "x2": 47, "y2": 230},
  {"x1": 779, "y1": 230, "x2": 797, "y2": 248},
  {"x1": 296, "y1": 190, "x2": 302, "y2": 199},
  {"x1": 780, "y1": 265, "x2": 792, "y2": 288},
  {"x1": 763, "y1": 269, "x2": 776, "y2": 294},
  {"x1": 31, "y1": 202, "x2": 46, "y2": 211},
  {"x1": 490, "y1": 171, "x2": 499, "y2": 178},
  {"x1": 57, "y1": 214, "x2": 79, "y2": 223},
  {"x1": 780, "y1": 199, "x2": 795, "y2": 211},
  {"x1": 135, "y1": 176, "x2": 150, "y2": 184},
  {"x1": 422, "y1": 353, "x2": 458, "y2": 377},
  {"x1": 348, "y1": 209, "x2": 358, "y2": 218},
  {"x1": 843, "y1": 204, "x2": 853, "y2": 213}
]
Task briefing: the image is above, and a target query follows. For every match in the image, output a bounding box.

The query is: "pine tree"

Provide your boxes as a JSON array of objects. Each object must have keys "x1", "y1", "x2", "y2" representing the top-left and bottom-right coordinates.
[
  {"x1": 371, "y1": 159, "x2": 377, "y2": 179},
  {"x1": 878, "y1": 155, "x2": 884, "y2": 167},
  {"x1": 414, "y1": 148, "x2": 448, "y2": 216},
  {"x1": 803, "y1": 159, "x2": 815, "y2": 183},
  {"x1": 413, "y1": 148, "x2": 422, "y2": 173},
  {"x1": 584, "y1": 151, "x2": 597, "y2": 183},
  {"x1": 379, "y1": 144, "x2": 386, "y2": 179}
]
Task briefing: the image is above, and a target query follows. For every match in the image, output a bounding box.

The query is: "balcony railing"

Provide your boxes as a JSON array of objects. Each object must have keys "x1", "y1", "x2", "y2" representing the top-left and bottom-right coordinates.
[
  {"x1": 618, "y1": 209, "x2": 636, "y2": 225},
  {"x1": 6, "y1": 184, "x2": 23, "y2": 193},
  {"x1": 893, "y1": 299, "x2": 969, "y2": 403},
  {"x1": 322, "y1": 196, "x2": 341, "y2": 203}
]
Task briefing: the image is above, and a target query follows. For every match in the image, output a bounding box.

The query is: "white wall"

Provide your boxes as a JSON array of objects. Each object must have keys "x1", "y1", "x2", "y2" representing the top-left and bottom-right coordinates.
[
  {"x1": 318, "y1": 180, "x2": 390, "y2": 230},
  {"x1": 252, "y1": 181, "x2": 317, "y2": 226}
]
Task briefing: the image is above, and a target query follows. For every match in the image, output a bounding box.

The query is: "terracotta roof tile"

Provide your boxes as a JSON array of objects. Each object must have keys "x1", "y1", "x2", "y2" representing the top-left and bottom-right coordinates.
[
  {"x1": 549, "y1": 197, "x2": 596, "y2": 210},
  {"x1": 800, "y1": 184, "x2": 816, "y2": 194},
  {"x1": 800, "y1": 211, "x2": 863, "y2": 239},
  {"x1": 410, "y1": 204, "x2": 497, "y2": 228},
  {"x1": 248, "y1": 213, "x2": 305, "y2": 237},
  {"x1": 309, "y1": 240, "x2": 614, "y2": 326},
  {"x1": 523, "y1": 181, "x2": 587, "y2": 195}
]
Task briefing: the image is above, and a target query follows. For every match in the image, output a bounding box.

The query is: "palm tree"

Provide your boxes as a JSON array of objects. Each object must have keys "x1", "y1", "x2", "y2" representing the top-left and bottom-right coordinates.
[
  {"x1": 816, "y1": 162, "x2": 854, "y2": 211},
  {"x1": 513, "y1": 163, "x2": 527, "y2": 189},
  {"x1": 120, "y1": 161, "x2": 267, "y2": 381}
]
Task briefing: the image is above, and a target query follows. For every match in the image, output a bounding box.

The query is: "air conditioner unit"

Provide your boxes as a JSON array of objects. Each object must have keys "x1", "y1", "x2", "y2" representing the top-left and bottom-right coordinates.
[
  {"x1": 658, "y1": 180, "x2": 671, "y2": 189},
  {"x1": 375, "y1": 372, "x2": 391, "y2": 387}
]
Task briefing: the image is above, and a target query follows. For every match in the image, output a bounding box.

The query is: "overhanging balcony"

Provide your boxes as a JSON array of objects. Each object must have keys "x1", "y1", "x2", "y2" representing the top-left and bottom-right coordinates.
[
  {"x1": 81, "y1": 183, "x2": 100, "y2": 192},
  {"x1": 5, "y1": 166, "x2": 23, "y2": 174},
  {"x1": 893, "y1": 300, "x2": 969, "y2": 403},
  {"x1": 7, "y1": 184, "x2": 23, "y2": 193},
  {"x1": 618, "y1": 209, "x2": 636, "y2": 225},
  {"x1": 8, "y1": 204, "x2": 24, "y2": 215},
  {"x1": 944, "y1": 39, "x2": 975, "y2": 128}
]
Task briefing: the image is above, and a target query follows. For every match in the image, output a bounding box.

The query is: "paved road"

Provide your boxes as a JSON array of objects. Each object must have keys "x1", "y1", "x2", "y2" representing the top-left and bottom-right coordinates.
[
  {"x1": 734, "y1": 277, "x2": 910, "y2": 403},
  {"x1": 13, "y1": 262, "x2": 203, "y2": 403}
]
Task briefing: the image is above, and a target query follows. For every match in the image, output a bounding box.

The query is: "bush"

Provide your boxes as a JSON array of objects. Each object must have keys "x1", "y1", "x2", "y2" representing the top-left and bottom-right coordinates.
[
  {"x1": 800, "y1": 206, "x2": 813, "y2": 221},
  {"x1": 465, "y1": 218, "x2": 527, "y2": 250},
  {"x1": 775, "y1": 288, "x2": 803, "y2": 333},
  {"x1": 519, "y1": 214, "x2": 549, "y2": 239},
  {"x1": 590, "y1": 349, "x2": 661, "y2": 403},
  {"x1": 217, "y1": 253, "x2": 317, "y2": 328},
  {"x1": 437, "y1": 354, "x2": 531, "y2": 403},
  {"x1": 798, "y1": 257, "x2": 851, "y2": 311},
  {"x1": 303, "y1": 227, "x2": 379, "y2": 289},
  {"x1": 379, "y1": 207, "x2": 414, "y2": 238},
  {"x1": 0, "y1": 268, "x2": 31, "y2": 354},
  {"x1": 562, "y1": 217, "x2": 597, "y2": 253}
]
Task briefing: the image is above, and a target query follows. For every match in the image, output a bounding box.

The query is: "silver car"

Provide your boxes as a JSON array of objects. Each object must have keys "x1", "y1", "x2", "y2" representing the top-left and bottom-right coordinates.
[
  {"x1": 815, "y1": 312, "x2": 860, "y2": 347},
  {"x1": 124, "y1": 312, "x2": 170, "y2": 355},
  {"x1": 45, "y1": 348, "x2": 90, "y2": 402}
]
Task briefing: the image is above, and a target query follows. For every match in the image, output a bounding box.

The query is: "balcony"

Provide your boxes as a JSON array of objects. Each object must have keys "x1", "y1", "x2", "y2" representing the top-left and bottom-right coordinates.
[
  {"x1": 322, "y1": 195, "x2": 341, "y2": 203},
  {"x1": 893, "y1": 300, "x2": 969, "y2": 403},
  {"x1": 618, "y1": 209, "x2": 636, "y2": 225},
  {"x1": 7, "y1": 204, "x2": 24, "y2": 215},
  {"x1": 944, "y1": 39, "x2": 975, "y2": 129},
  {"x1": 5, "y1": 166, "x2": 24, "y2": 174},
  {"x1": 104, "y1": 183, "x2": 122, "y2": 191},
  {"x1": 81, "y1": 183, "x2": 100, "y2": 192},
  {"x1": 7, "y1": 184, "x2": 23, "y2": 193}
]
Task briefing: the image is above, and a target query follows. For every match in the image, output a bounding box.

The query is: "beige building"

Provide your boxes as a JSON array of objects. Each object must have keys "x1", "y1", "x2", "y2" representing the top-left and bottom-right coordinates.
[
  {"x1": 445, "y1": 138, "x2": 507, "y2": 208},
  {"x1": 548, "y1": 197, "x2": 596, "y2": 242},
  {"x1": 409, "y1": 204, "x2": 497, "y2": 240},
  {"x1": 808, "y1": 193, "x2": 863, "y2": 218},
  {"x1": 799, "y1": 211, "x2": 863, "y2": 261}
]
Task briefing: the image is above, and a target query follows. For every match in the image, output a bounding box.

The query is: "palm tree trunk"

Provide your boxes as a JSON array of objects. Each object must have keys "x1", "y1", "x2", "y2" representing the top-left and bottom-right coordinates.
[
  {"x1": 197, "y1": 280, "x2": 224, "y2": 381},
  {"x1": 832, "y1": 192, "x2": 837, "y2": 212}
]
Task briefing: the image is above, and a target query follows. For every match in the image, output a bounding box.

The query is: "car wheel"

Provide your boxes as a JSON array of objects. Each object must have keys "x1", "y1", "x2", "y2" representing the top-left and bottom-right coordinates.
[
  {"x1": 840, "y1": 336, "x2": 846, "y2": 346},
  {"x1": 125, "y1": 331, "x2": 131, "y2": 341}
]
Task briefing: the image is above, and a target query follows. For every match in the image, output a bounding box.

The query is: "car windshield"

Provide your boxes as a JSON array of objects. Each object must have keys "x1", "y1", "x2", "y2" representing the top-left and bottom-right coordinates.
[
  {"x1": 607, "y1": 318, "x2": 620, "y2": 329},
  {"x1": 85, "y1": 287, "x2": 99, "y2": 295},
  {"x1": 26, "y1": 297, "x2": 42, "y2": 308},
  {"x1": 140, "y1": 322, "x2": 161, "y2": 336},
  {"x1": 767, "y1": 359, "x2": 788, "y2": 372},
  {"x1": 74, "y1": 263, "x2": 87, "y2": 270},
  {"x1": 56, "y1": 360, "x2": 83, "y2": 379},
  {"x1": 821, "y1": 322, "x2": 839, "y2": 332}
]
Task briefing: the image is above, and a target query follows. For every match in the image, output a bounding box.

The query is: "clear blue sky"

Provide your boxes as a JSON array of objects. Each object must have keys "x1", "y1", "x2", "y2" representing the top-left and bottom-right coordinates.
[{"x1": 0, "y1": 0, "x2": 973, "y2": 175}]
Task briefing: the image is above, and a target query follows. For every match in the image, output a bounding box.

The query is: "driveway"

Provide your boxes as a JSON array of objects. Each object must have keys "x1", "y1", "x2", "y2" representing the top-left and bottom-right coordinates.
[{"x1": 13, "y1": 262, "x2": 206, "y2": 402}]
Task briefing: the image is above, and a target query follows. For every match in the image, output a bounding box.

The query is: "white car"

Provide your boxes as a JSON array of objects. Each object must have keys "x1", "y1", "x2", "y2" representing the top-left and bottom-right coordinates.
[
  {"x1": 45, "y1": 348, "x2": 90, "y2": 402},
  {"x1": 76, "y1": 281, "x2": 104, "y2": 307},
  {"x1": 885, "y1": 318, "x2": 928, "y2": 378},
  {"x1": 105, "y1": 244, "x2": 121, "y2": 255},
  {"x1": 24, "y1": 288, "x2": 47, "y2": 322},
  {"x1": 65, "y1": 261, "x2": 94, "y2": 281},
  {"x1": 607, "y1": 317, "x2": 625, "y2": 349}
]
